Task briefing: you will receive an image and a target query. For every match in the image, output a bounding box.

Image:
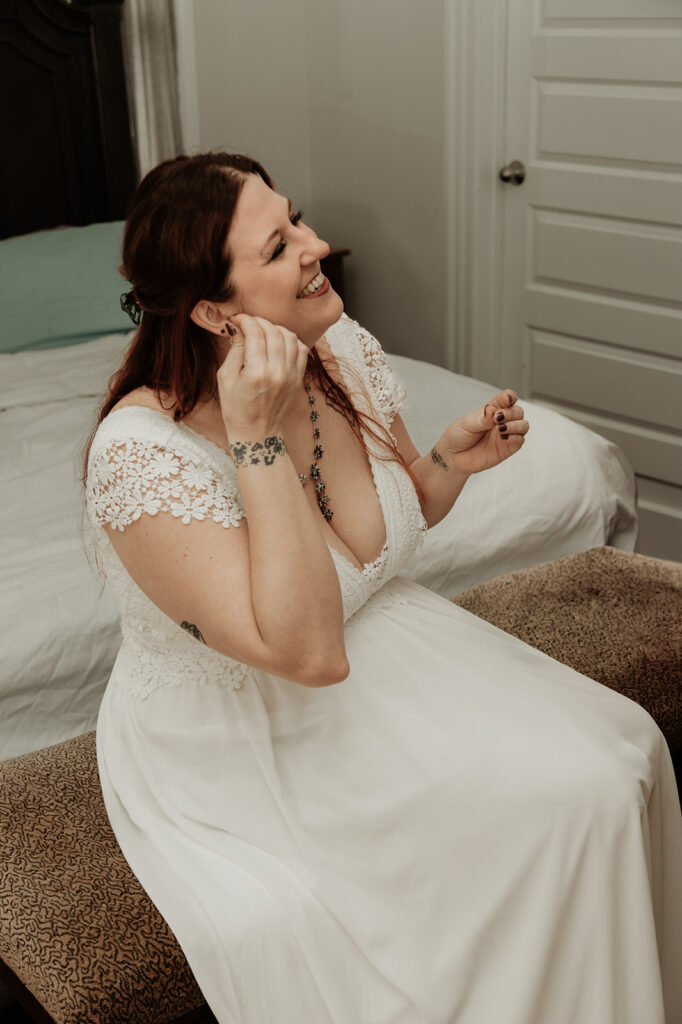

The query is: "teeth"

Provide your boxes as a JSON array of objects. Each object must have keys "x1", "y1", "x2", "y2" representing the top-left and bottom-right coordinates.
[{"x1": 298, "y1": 272, "x2": 325, "y2": 297}]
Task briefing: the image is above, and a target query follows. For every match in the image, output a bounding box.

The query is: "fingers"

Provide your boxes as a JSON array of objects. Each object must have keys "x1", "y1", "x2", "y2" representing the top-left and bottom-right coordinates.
[
  {"x1": 227, "y1": 314, "x2": 267, "y2": 371},
  {"x1": 217, "y1": 313, "x2": 307, "y2": 435},
  {"x1": 228, "y1": 315, "x2": 300, "y2": 371},
  {"x1": 497, "y1": 418, "x2": 529, "y2": 441},
  {"x1": 479, "y1": 388, "x2": 529, "y2": 451},
  {"x1": 482, "y1": 389, "x2": 521, "y2": 423},
  {"x1": 499, "y1": 389, "x2": 518, "y2": 408},
  {"x1": 494, "y1": 403, "x2": 525, "y2": 424},
  {"x1": 496, "y1": 413, "x2": 529, "y2": 457},
  {"x1": 217, "y1": 318, "x2": 247, "y2": 385}
]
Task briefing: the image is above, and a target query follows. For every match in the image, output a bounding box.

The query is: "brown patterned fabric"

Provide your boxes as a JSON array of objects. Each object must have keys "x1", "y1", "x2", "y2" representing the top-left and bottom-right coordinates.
[
  {"x1": 452, "y1": 546, "x2": 682, "y2": 799},
  {"x1": 1, "y1": 546, "x2": 680, "y2": 1023},
  {"x1": 0, "y1": 731, "x2": 213, "y2": 1024}
]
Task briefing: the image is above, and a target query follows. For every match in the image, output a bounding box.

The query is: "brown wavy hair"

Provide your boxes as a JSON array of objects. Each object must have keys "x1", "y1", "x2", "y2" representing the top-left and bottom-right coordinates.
[{"x1": 82, "y1": 151, "x2": 418, "y2": 494}]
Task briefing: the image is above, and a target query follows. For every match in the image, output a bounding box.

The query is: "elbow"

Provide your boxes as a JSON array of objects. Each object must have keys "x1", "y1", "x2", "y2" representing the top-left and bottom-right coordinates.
[
  {"x1": 297, "y1": 650, "x2": 350, "y2": 688},
  {"x1": 320, "y1": 655, "x2": 351, "y2": 687}
]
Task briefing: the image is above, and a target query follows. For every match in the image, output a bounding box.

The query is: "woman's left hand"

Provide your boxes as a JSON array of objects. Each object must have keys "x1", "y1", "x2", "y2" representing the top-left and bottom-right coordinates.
[{"x1": 442, "y1": 389, "x2": 529, "y2": 475}]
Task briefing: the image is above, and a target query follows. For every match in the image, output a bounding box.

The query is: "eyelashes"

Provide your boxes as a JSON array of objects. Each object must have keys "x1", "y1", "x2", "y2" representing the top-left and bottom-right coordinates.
[{"x1": 270, "y1": 210, "x2": 304, "y2": 261}]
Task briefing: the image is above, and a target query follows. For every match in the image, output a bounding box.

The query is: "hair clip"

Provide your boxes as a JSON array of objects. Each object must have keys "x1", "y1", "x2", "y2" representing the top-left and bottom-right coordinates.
[{"x1": 120, "y1": 289, "x2": 142, "y2": 326}]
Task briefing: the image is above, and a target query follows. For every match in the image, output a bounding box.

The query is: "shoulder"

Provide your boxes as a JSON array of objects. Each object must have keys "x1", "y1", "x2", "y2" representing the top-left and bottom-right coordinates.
[
  {"x1": 325, "y1": 313, "x2": 378, "y2": 355},
  {"x1": 86, "y1": 401, "x2": 243, "y2": 534},
  {"x1": 326, "y1": 314, "x2": 396, "y2": 379},
  {"x1": 109, "y1": 386, "x2": 176, "y2": 418},
  {"x1": 89, "y1": 401, "x2": 183, "y2": 463},
  {"x1": 325, "y1": 314, "x2": 407, "y2": 422}
]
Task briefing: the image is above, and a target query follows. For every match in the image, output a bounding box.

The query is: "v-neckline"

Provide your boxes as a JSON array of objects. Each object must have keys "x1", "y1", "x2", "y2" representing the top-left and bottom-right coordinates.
[
  {"x1": 105, "y1": 325, "x2": 391, "y2": 578},
  {"x1": 317, "y1": 325, "x2": 390, "y2": 576}
]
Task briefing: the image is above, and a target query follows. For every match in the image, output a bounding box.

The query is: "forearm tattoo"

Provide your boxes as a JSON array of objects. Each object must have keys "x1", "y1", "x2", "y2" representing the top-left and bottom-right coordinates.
[
  {"x1": 430, "y1": 446, "x2": 449, "y2": 472},
  {"x1": 229, "y1": 435, "x2": 288, "y2": 467},
  {"x1": 181, "y1": 621, "x2": 206, "y2": 644}
]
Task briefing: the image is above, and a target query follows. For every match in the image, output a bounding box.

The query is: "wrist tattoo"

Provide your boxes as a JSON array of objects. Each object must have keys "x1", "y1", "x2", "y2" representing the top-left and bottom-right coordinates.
[
  {"x1": 430, "y1": 446, "x2": 449, "y2": 472},
  {"x1": 181, "y1": 621, "x2": 206, "y2": 644},
  {"x1": 230, "y1": 435, "x2": 287, "y2": 467}
]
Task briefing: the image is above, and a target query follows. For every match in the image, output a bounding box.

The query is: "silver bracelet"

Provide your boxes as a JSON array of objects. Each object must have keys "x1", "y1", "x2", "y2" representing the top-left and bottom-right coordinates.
[{"x1": 229, "y1": 435, "x2": 288, "y2": 468}]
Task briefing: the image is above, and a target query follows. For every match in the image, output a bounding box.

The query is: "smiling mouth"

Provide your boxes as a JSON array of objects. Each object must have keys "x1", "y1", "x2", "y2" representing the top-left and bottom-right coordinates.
[{"x1": 297, "y1": 272, "x2": 326, "y2": 298}]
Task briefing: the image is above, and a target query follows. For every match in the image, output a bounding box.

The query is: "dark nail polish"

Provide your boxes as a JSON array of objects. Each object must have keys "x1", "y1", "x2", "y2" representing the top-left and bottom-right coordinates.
[
  {"x1": 500, "y1": 433, "x2": 509, "y2": 440},
  {"x1": 498, "y1": 424, "x2": 507, "y2": 433},
  {"x1": 495, "y1": 411, "x2": 505, "y2": 422}
]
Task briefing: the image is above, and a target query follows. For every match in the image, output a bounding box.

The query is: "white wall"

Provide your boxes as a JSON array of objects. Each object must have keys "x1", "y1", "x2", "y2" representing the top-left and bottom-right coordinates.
[
  {"x1": 192, "y1": 0, "x2": 313, "y2": 207},
  {"x1": 192, "y1": 0, "x2": 448, "y2": 366}
]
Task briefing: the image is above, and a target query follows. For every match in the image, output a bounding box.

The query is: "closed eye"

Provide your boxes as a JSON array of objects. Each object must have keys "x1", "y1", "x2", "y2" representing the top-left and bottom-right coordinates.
[{"x1": 270, "y1": 210, "x2": 304, "y2": 261}]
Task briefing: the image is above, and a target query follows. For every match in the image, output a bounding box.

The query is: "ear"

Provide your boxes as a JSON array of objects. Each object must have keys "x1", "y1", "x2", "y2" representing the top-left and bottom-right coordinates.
[{"x1": 190, "y1": 299, "x2": 236, "y2": 336}]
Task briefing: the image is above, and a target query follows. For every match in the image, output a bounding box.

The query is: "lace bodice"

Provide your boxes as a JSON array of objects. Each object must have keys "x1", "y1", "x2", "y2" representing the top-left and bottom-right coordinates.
[{"x1": 85, "y1": 314, "x2": 426, "y2": 697}]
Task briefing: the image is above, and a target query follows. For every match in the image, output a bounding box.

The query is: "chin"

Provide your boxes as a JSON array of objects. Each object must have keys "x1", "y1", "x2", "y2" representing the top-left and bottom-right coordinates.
[
  {"x1": 301, "y1": 294, "x2": 344, "y2": 347},
  {"x1": 322, "y1": 288, "x2": 344, "y2": 327}
]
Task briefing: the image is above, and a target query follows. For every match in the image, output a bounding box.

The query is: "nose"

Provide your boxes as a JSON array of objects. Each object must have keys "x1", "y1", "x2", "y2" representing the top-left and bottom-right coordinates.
[{"x1": 300, "y1": 226, "x2": 330, "y2": 265}]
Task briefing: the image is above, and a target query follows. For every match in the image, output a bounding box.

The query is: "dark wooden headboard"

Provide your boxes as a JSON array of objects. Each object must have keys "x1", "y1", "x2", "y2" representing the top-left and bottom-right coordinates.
[{"x1": 0, "y1": 0, "x2": 137, "y2": 239}]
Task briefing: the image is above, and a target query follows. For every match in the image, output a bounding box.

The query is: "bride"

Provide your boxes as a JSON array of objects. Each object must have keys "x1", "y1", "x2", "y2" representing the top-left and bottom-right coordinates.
[{"x1": 84, "y1": 152, "x2": 681, "y2": 1023}]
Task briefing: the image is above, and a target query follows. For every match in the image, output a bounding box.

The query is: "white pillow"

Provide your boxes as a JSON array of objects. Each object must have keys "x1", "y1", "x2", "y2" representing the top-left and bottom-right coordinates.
[{"x1": 390, "y1": 354, "x2": 637, "y2": 596}]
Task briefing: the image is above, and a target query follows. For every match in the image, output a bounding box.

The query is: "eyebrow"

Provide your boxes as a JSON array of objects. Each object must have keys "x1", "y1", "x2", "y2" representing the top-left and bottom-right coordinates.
[{"x1": 258, "y1": 196, "x2": 294, "y2": 256}]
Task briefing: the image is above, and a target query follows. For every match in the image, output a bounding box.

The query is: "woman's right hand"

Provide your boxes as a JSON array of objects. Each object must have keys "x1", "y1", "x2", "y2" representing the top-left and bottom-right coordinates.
[{"x1": 217, "y1": 314, "x2": 310, "y2": 439}]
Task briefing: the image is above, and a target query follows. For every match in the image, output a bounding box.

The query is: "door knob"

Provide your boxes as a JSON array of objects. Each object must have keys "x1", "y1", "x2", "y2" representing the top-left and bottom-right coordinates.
[{"x1": 499, "y1": 160, "x2": 526, "y2": 185}]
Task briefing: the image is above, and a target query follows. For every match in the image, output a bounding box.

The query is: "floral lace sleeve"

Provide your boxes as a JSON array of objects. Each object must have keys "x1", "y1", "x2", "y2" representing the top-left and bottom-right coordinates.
[
  {"x1": 86, "y1": 438, "x2": 244, "y2": 532},
  {"x1": 350, "y1": 318, "x2": 408, "y2": 423}
]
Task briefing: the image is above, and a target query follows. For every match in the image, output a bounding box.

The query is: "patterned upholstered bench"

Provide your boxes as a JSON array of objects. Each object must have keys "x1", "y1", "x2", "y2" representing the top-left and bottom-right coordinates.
[
  {"x1": 451, "y1": 546, "x2": 682, "y2": 797},
  {"x1": 1, "y1": 546, "x2": 680, "y2": 1024},
  {"x1": 0, "y1": 729, "x2": 218, "y2": 1024}
]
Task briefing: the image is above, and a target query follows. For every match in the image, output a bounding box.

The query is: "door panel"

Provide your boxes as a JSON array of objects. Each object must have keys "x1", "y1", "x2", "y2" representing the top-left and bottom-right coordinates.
[
  {"x1": 529, "y1": 332, "x2": 682, "y2": 430},
  {"x1": 532, "y1": 213, "x2": 682, "y2": 303},
  {"x1": 536, "y1": 84, "x2": 682, "y2": 166},
  {"x1": 533, "y1": 168, "x2": 682, "y2": 227},
  {"x1": 535, "y1": 36, "x2": 682, "y2": 84},
  {"x1": 528, "y1": 287, "x2": 682, "y2": 359},
  {"x1": 637, "y1": 478, "x2": 682, "y2": 561},
  {"x1": 543, "y1": 0, "x2": 682, "y2": 20}
]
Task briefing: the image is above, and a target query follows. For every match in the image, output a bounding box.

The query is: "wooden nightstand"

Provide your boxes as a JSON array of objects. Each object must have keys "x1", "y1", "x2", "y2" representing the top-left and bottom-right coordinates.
[{"x1": 321, "y1": 247, "x2": 350, "y2": 304}]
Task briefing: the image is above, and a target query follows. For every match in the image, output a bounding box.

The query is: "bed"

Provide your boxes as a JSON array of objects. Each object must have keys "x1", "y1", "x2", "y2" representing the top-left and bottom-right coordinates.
[
  {"x1": 0, "y1": 0, "x2": 637, "y2": 765},
  {"x1": 0, "y1": 218, "x2": 638, "y2": 763}
]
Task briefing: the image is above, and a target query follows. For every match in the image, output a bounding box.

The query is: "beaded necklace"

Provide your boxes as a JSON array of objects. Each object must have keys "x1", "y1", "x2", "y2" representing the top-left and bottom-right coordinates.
[{"x1": 298, "y1": 379, "x2": 333, "y2": 521}]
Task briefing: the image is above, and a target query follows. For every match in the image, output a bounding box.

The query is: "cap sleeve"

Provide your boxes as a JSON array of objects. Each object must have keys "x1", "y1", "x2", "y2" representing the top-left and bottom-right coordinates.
[
  {"x1": 86, "y1": 429, "x2": 244, "y2": 533},
  {"x1": 336, "y1": 315, "x2": 408, "y2": 424}
]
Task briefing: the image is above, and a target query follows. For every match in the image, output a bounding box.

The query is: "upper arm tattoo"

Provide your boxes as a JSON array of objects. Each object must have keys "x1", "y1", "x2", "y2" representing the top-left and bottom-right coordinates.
[
  {"x1": 181, "y1": 621, "x2": 206, "y2": 644},
  {"x1": 430, "y1": 446, "x2": 449, "y2": 471}
]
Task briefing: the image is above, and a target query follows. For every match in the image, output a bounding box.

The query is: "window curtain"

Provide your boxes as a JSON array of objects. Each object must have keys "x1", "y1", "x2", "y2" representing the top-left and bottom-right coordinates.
[{"x1": 121, "y1": 0, "x2": 184, "y2": 179}]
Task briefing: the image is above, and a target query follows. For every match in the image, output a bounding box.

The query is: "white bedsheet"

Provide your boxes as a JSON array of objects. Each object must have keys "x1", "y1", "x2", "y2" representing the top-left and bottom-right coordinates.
[{"x1": 0, "y1": 333, "x2": 637, "y2": 761}]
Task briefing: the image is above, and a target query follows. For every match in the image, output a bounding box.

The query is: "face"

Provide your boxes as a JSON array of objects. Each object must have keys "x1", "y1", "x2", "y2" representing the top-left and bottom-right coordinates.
[{"x1": 222, "y1": 174, "x2": 344, "y2": 347}]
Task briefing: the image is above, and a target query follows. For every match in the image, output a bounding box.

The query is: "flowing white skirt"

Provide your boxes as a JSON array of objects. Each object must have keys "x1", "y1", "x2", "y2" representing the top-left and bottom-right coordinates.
[{"x1": 97, "y1": 578, "x2": 682, "y2": 1024}]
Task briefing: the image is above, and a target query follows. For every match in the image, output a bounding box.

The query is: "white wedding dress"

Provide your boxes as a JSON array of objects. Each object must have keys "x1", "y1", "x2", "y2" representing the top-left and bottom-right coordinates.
[{"x1": 87, "y1": 314, "x2": 682, "y2": 1024}]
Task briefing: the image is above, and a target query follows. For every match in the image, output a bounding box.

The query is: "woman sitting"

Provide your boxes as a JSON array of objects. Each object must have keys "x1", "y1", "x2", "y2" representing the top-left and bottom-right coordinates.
[{"x1": 84, "y1": 152, "x2": 681, "y2": 1024}]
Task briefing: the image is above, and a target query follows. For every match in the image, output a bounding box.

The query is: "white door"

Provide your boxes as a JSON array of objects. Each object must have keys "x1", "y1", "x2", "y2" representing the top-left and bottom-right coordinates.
[{"x1": 475, "y1": 0, "x2": 682, "y2": 560}]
